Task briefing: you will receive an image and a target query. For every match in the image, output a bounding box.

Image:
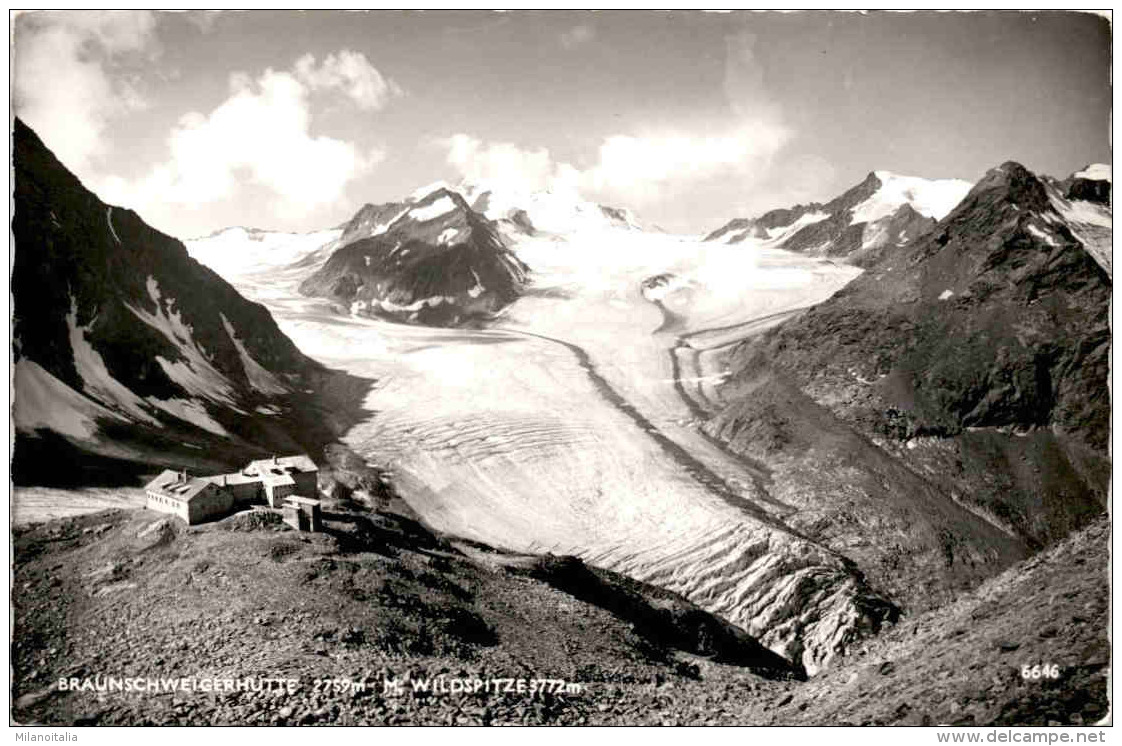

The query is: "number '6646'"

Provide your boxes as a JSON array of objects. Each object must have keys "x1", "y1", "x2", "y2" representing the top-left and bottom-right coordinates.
[{"x1": 1021, "y1": 664, "x2": 1060, "y2": 680}]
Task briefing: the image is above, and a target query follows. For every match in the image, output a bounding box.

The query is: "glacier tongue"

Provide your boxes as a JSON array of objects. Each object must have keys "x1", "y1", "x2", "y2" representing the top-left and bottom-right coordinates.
[{"x1": 212, "y1": 217, "x2": 893, "y2": 674}]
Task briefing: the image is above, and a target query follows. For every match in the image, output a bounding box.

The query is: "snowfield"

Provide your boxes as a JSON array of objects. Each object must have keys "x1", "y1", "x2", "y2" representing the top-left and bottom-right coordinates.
[
  {"x1": 408, "y1": 195, "x2": 457, "y2": 223},
  {"x1": 1073, "y1": 163, "x2": 1111, "y2": 182},
  {"x1": 851, "y1": 171, "x2": 973, "y2": 224},
  {"x1": 1045, "y1": 188, "x2": 1113, "y2": 277},
  {"x1": 187, "y1": 227, "x2": 342, "y2": 279},
  {"x1": 12, "y1": 486, "x2": 147, "y2": 526},
  {"x1": 188, "y1": 221, "x2": 879, "y2": 673},
  {"x1": 447, "y1": 180, "x2": 642, "y2": 235}
]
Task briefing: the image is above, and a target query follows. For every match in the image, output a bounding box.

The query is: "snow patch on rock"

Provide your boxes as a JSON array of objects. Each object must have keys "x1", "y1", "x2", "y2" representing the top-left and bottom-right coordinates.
[
  {"x1": 767, "y1": 211, "x2": 830, "y2": 241},
  {"x1": 641, "y1": 273, "x2": 691, "y2": 302},
  {"x1": 147, "y1": 397, "x2": 228, "y2": 437},
  {"x1": 719, "y1": 228, "x2": 752, "y2": 244},
  {"x1": 1047, "y1": 190, "x2": 1113, "y2": 277},
  {"x1": 371, "y1": 207, "x2": 411, "y2": 237},
  {"x1": 409, "y1": 196, "x2": 457, "y2": 223},
  {"x1": 220, "y1": 313, "x2": 288, "y2": 396},
  {"x1": 125, "y1": 277, "x2": 238, "y2": 406},
  {"x1": 410, "y1": 180, "x2": 454, "y2": 201},
  {"x1": 66, "y1": 298, "x2": 161, "y2": 426},
  {"x1": 1049, "y1": 193, "x2": 1113, "y2": 230},
  {"x1": 13, "y1": 359, "x2": 119, "y2": 439},
  {"x1": 1027, "y1": 224, "x2": 1059, "y2": 247},
  {"x1": 467, "y1": 268, "x2": 485, "y2": 299}
]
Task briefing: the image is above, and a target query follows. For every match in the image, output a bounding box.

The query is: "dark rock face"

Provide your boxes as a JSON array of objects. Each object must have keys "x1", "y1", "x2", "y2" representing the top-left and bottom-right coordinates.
[
  {"x1": 598, "y1": 205, "x2": 637, "y2": 226},
  {"x1": 524, "y1": 553, "x2": 802, "y2": 679},
  {"x1": 703, "y1": 217, "x2": 756, "y2": 242},
  {"x1": 299, "y1": 188, "x2": 528, "y2": 326},
  {"x1": 746, "y1": 517, "x2": 1109, "y2": 727},
  {"x1": 337, "y1": 201, "x2": 409, "y2": 247},
  {"x1": 710, "y1": 161, "x2": 1110, "y2": 562},
  {"x1": 777, "y1": 163, "x2": 1110, "y2": 446},
  {"x1": 1063, "y1": 169, "x2": 1111, "y2": 205},
  {"x1": 828, "y1": 203, "x2": 936, "y2": 267},
  {"x1": 13, "y1": 118, "x2": 308, "y2": 399},
  {"x1": 775, "y1": 173, "x2": 883, "y2": 258},
  {"x1": 705, "y1": 173, "x2": 881, "y2": 249},
  {"x1": 11, "y1": 118, "x2": 344, "y2": 484},
  {"x1": 504, "y1": 208, "x2": 536, "y2": 235}
]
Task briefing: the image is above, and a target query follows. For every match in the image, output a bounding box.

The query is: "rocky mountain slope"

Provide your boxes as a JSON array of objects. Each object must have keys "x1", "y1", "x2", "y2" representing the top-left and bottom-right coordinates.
[
  {"x1": 1051, "y1": 164, "x2": 1112, "y2": 276},
  {"x1": 705, "y1": 171, "x2": 972, "y2": 266},
  {"x1": 744, "y1": 516, "x2": 1110, "y2": 726},
  {"x1": 184, "y1": 208, "x2": 909, "y2": 679},
  {"x1": 1063, "y1": 163, "x2": 1111, "y2": 204},
  {"x1": 12, "y1": 501, "x2": 1105, "y2": 726},
  {"x1": 12, "y1": 491, "x2": 801, "y2": 726},
  {"x1": 298, "y1": 188, "x2": 529, "y2": 326},
  {"x1": 11, "y1": 119, "x2": 367, "y2": 485},
  {"x1": 706, "y1": 161, "x2": 1111, "y2": 594},
  {"x1": 295, "y1": 178, "x2": 643, "y2": 326}
]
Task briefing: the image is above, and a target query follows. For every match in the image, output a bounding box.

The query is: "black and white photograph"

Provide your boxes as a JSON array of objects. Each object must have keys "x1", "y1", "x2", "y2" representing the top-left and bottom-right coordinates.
[{"x1": 8, "y1": 9, "x2": 1113, "y2": 731}]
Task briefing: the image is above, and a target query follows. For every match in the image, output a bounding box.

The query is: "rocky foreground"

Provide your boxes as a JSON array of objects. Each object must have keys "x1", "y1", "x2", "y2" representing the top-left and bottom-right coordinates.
[{"x1": 12, "y1": 493, "x2": 1108, "y2": 726}]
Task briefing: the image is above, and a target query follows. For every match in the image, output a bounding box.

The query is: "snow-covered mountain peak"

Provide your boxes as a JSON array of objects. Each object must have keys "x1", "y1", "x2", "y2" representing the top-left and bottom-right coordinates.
[
  {"x1": 1074, "y1": 163, "x2": 1111, "y2": 183},
  {"x1": 298, "y1": 181, "x2": 528, "y2": 326},
  {"x1": 705, "y1": 170, "x2": 974, "y2": 267},
  {"x1": 404, "y1": 178, "x2": 641, "y2": 236},
  {"x1": 403, "y1": 187, "x2": 472, "y2": 223},
  {"x1": 1062, "y1": 163, "x2": 1112, "y2": 210},
  {"x1": 853, "y1": 171, "x2": 974, "y2": 224},
  {"x1": 408, "y1": 180, "x2": 457, "y2": 202}
]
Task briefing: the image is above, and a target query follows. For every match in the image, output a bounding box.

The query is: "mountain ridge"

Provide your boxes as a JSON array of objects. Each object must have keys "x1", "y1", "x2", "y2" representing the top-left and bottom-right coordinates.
[
  {"x1": 705, "y1": 171, "x2": 973, "y2": 266},
  {"x1": 298, "y1": 187, "x2": 529, "y2": 326},
  {"x1": 707, "y1": 159, "x2": 1110, "y2": 560},
  {"x1": 11, "y1": 118, "x2": 370, "y2": 485}
]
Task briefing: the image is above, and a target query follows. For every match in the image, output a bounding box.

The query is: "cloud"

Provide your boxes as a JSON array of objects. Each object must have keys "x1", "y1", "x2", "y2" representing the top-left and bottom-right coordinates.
[
  {"x1": 438, "y1": 28, "x2": 813, "y2": 231},
  {"x1": 294, "y1": 49, "x2": 404, "y2": 110},
  {"x1": 98, "y1": 52, "x2": 396, "y2": 223},
  {"x1": 442, "y1": 118, "x2": 790, "y2": 209},
  {"x1": 584, "y1": 123, "x2": 791, "y2": 204},
  {"x1": 183, "y1": 10, "x2": 222, "y2": 34},
  {"x1": 12, "y1": 11, "x2": 158, "y2": 172},
  {"x1": 559, "y1": 24, "x2": 596, "y2": 49},
  {"x1": 442, "y1": 134, "x2": 578, "y2": 195},
  {"x1": 43, "y1": 9, "x2": 157, "y2": 55},
  {"x1": 723, "y1": 30, "x2": 780, "y2": 122},
  {"x1": 437, "y1": 27, "x2": 797, "y2": 221}
]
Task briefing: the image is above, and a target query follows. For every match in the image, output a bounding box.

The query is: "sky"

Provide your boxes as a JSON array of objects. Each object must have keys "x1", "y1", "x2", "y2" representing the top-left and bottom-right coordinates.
[{"x1": 11, "y1": 10, "x2": 1113, "y2": 238}]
